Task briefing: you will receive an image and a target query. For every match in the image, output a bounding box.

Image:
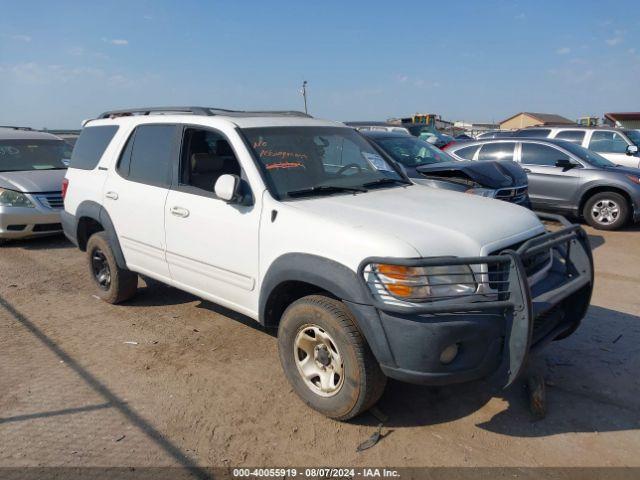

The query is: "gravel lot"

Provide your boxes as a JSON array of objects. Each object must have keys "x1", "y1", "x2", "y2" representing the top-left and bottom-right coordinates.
[{"x1": 1, "y1": 224, "x2": 639, "y2": 470}]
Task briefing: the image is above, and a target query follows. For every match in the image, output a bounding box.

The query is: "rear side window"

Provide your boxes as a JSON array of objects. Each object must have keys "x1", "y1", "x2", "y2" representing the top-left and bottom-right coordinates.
[
  {"x1": 477, "y1": 142, "x2": 515, "y2": 161},
  {"x1": 555, "y1": 130, "x2": 585, "y2": 144},
  {"x1": 517, "y1": 129, "x2": 551, "y2": 138},
  {"x1": 454, "y1": 144, "x2": 480, "y2": 160},
  {"x1": 69, "y1": 126, "x2": 118, "y2": 170},
  {"x1": 521, "y1": 142, "x2": 569, "y2": 166},
  {"x1": 121, "y1": 124, "x2": 179, "y2": 187}
]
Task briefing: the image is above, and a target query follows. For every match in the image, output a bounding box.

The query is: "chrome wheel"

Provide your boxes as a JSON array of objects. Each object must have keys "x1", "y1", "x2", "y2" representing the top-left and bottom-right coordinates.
[
  {"x1": 294, "y1": 324, "x2": 344, "y2": 397},
  {"x1": 91, "y1": 248, "x2": 111, "y2": 290},
  {"x1": 591, "y1": 199, "x2": 620, "y2": 225}
]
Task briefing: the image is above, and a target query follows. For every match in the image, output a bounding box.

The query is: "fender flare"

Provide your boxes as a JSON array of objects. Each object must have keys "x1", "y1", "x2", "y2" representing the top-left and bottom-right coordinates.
[
  {"x1": 75, "y1": 200, "x2": 127, "y2": 269},
  {"x1": 259, "y1": 253, "x2": 372, "y2": 324}
]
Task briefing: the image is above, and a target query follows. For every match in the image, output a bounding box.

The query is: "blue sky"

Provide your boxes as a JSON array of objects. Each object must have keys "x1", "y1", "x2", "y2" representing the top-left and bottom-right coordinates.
[{"x1": 1, "y1": 0, "x2": 638, "y2": 128}]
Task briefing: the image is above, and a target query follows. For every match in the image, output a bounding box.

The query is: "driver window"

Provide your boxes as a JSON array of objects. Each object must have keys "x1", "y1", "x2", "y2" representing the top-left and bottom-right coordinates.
[{"x1": 180, "y1": 128, "x2": 241, "y2": 193}]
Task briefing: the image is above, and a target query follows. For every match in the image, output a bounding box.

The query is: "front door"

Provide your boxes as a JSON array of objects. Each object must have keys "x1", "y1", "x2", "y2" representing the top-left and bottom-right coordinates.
[
  {"x1": 101, "y1": 124, "x2": 180, "y2": 281},
  {"x1": 519, "y1": 142, "x2": 581, "y2": 211},
  {"x1": 164, "y1": 126, "x2": 260, "y2": 316},
  {"x1": 587, "y1": 130, "x2": 640, "y2": 169}
]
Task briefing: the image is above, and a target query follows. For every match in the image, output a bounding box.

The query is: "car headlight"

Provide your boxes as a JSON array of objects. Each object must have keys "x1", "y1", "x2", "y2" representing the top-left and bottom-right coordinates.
[
  {"x1": 371, "y1": 263, "x2": 477, "y2": 302},
  {"x1": 465, "y1": 188, "x2": 497, "y2": 198},
  {"x1": 0, "y1": 188, "x2": 35, "y2": 208}
]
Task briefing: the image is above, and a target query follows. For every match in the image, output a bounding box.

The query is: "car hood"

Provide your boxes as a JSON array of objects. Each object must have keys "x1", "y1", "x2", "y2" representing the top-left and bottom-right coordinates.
[
  {"x1": 416, "y1": 160, "x2": 527, "y2": 188},
  {"x1": 0, "y1": 169, "x2": 67, "y2": 193},
  {"x1": 289, "y1": 185, "x2": 544, "y2": 257}
]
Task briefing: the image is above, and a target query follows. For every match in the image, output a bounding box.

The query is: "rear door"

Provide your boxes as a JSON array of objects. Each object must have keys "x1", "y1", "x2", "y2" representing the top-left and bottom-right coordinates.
[
  {"x1": 101, "y1": 123, "x2": 180, "y2": 281},
  {"x1": 517, "y1": 141, "x2": 582, "y2": 210}
]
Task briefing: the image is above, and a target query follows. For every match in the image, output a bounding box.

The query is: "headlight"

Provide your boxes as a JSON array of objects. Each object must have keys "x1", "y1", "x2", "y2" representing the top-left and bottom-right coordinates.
[
  {"x1": 0, "y1": 188, "x2": 35, "y2": 208},
  {"x1": 465, "y1": 188, "x2": 497, "y2": 198},
  {"x1": 371, "y1": 263, "x2": 477, "y2": 302}
]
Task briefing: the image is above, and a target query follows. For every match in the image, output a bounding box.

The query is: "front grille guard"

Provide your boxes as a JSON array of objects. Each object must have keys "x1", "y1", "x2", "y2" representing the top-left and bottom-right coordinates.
[{"x1": 357, "y1": 212, "x2": 594, "y2": 386}]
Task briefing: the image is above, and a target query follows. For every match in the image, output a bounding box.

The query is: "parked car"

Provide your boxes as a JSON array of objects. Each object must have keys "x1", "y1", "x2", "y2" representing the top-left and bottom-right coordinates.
[
  {"x1": 401, "y1": 123, "x2": 456, "y2": 149},
  {"x1": 62, "y1": 106, "x2": 593, "y2": 420},
  {"x1": 446, "y1": 137, "x2": 640, "y2": 230},
  {"x1": 343, "y1": 122, "x2": 411, "y2": 135},
  {"x1": 0, "y1": 127, "x2": 70, "y2": 243},
  {"x1": 475, "y1": 130, "x2": 515, "y2": 139},
  {"x1": 361, "y1": 130, "x2": 530, "y2": 206},
  {"x1": 514, "y1": 126, "x2": 640, "y2": 169}
]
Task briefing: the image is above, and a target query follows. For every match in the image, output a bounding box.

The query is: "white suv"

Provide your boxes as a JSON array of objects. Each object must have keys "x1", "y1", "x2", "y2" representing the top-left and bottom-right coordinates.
[
  {"x1": 62, "y1": 107, "x2": 594, "y2": 420},
  {"x1": 517, "y1": 126, "x2": 640, "y2": 168}
]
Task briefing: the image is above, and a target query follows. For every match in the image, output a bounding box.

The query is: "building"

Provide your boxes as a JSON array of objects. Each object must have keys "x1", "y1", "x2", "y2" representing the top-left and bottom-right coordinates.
[
  {"x1": 499, "y1": 112, "x2": 575, "y2": 130},
  {"x1": 604, "y1": 112, "x2": 640, "y2": 129}
]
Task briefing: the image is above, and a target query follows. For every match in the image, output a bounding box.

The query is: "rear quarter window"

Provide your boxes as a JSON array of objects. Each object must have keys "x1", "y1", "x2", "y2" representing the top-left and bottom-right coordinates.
[
  {"x1": 453, "y1": 144, "x2": 479, "y2": 160},
  {"x1": 69, "y1": 126, "x2": 119, "y2": 170}
]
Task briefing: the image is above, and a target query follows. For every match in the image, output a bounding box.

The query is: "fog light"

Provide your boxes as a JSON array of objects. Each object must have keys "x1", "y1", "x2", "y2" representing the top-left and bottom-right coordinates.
[{"x1": 440, "y1": 344, "x2": 459, "y2": 364}]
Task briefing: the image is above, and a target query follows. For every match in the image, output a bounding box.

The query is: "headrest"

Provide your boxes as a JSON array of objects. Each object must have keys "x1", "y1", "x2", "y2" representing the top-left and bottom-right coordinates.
[
  {"x1": 191, "y1": 153, "x2": 223, "y2": 174},
  {"x1": 216, "y1": 139, "x2": 234, "y2": 157}
]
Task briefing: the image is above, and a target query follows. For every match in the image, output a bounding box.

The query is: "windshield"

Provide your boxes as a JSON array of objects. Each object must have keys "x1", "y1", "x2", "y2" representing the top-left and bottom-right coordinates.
[
  {"x1": 624, "y1": 130, "x2": 640, "y2": 147},
  {"x1": 0, "y1": 140, "x2": 70, "y2": 172},
  {"x1": 373, "y1": 135, "x2": 456, "y2": 167},
  {"x1": 244, "y1": 127, "x2": 407, "y2": 199},
  {"x1": 559, "y1": 141, "x2": 615, "y2": 167}
]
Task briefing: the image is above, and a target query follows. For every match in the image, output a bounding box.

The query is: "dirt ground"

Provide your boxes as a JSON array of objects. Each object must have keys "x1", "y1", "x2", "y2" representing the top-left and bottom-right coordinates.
[{"x1": 1, "y1": 224, "x2": 639, "y2": 470}]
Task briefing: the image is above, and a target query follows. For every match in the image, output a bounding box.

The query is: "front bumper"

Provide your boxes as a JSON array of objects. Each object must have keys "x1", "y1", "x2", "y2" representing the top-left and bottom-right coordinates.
[
  {"x1": 0, "y1": 205, "x2": 62, "y2": 240},
  {"x1": 353, "y1": 213, "x2": 594, "y2": 387}
]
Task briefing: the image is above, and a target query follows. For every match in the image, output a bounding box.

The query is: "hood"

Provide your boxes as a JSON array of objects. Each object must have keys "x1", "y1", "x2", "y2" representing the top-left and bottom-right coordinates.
[
  {"x1": 0, "y1": 169, "x2": 67, "y2": 193},
  {"x1": 416, "y1": 160, "x2": 527, "y2": 189},
  {"x1": 289, "y1": 184, "x2": 544, "y2": 257}
]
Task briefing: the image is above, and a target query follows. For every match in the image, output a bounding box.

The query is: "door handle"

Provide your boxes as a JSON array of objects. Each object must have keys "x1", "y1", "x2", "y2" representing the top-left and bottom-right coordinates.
[
  {"x1": 105, "y1": 191, "x2": 119, "y2": 200},
  {"x1": 170, "y1": 206, "x2": 190, "y2": 218},
  {"x1": 523, "y1": 168, "x2": 532, "y2": 173}
]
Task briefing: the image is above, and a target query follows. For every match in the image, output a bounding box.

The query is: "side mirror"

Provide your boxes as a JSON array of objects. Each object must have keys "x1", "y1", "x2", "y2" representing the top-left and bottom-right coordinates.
[
  {"x1": 627, "y1": 145, "x2": 639, "y2": 156},
  {"x1": 555, "y1": 159, "x2": 576, "y2": 170},
  {"x1": 214, "y1": 174, "x2": 241, "y2": 203}
]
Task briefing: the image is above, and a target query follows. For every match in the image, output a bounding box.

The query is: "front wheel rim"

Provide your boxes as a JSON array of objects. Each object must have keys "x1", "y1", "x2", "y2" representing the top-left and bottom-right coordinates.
[
  {"x1": 592, "y1": 199, "x2": 620, "y2": 225},
  {"x1": 91, "y1": 248, "x2": 111, "y2": 290},
  {"x1": 294, "y1": 324, "x2": 344, "y2": 397}
]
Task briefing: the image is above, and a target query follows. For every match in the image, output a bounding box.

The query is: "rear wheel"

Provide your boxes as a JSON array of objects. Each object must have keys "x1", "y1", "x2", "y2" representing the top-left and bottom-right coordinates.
[
  {"x1": 583, "y1": 192, "x2": 629, "y2": 230},
  {"x1": 86, "y1": 232, "x2": 138, "y2": 304},
  {"x1": 277, "y1": 295, "x2": 386, "y2": 420}
]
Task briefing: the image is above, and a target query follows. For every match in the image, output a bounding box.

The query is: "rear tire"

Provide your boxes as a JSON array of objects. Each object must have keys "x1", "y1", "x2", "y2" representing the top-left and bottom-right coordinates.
[
  {"x1": 86, "y1": 232, "x2": 138, "y2": 304},
  {"x1": 277, "y1": 295, "x2": 386, "y2": 420},
  {"x1": 583, "y1": 192, "x2": 629, "y2": 230}
]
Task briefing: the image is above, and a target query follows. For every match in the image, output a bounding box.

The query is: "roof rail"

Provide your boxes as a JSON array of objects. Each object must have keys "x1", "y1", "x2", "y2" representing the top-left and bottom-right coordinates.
[
  {"x1": 0, "y1": 125, "x2": 34, "y2": 131},
  {"x1": 98, "y1": 106, "x2": 312, "y2": 119}
]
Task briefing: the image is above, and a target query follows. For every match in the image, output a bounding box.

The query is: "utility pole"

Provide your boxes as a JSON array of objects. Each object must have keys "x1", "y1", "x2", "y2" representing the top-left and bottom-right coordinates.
[{"x1": 301, "y1": 80, "x2": 308, "y2": 114}]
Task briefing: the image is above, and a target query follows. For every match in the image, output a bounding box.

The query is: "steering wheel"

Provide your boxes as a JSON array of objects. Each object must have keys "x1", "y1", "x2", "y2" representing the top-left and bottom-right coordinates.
[{"x1": 337, "y1": 163, "x2": 364, "y2": 175}]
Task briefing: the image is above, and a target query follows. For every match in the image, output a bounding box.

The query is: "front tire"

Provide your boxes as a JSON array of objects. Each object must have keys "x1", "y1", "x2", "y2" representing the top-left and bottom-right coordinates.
[
  {"x1": 277, "y1": 295, "x2": 386, "y2": 420},
  {"x1": 583, "y1": 192, "x2": 629, "y2": 230},
  {"x1": 86, "y1": 232, "x2": 138, "y2": 304}
]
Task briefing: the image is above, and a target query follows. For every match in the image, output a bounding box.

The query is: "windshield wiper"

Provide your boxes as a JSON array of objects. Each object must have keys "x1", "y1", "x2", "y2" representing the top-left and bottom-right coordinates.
[
  {"x1": 286, "y1": 185, "x2": 368, "y2": 198},
  {"x1": 361, "y1": 178, "x2": 411, "y2": 189}
]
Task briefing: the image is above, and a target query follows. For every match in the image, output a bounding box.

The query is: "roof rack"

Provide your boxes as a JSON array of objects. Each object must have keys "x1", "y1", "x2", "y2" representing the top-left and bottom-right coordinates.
[
  {"x1": 0, "y1": 125, "x2": 34, "y2": 131},
  {"x1": 98, "y1": 106, "x2": 312, "y2": 119}
]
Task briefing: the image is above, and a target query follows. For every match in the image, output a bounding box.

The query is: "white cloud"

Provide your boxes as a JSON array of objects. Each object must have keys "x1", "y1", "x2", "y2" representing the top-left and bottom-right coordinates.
[
  {"x1": 395, "y1": 74, "x2": 408, "y2": 83},
  {"x1": 515, "y1": 13, "x2": 526, "y2": 20},
  {"x1": 143, "y1": 14, "x2": 153, "y2": 20},
  {"x1": 556, "y1": 47, "x2": 571, "y2": 55},
  {"x1": 102, "y1": 38, "x2": 129, "y2": 46},
  {"x1": 606, "y1": 30, "x2": 625, "y2": 46},
  {"x1": 10, "y1": 34, "x2": 31, "y2": 42}
]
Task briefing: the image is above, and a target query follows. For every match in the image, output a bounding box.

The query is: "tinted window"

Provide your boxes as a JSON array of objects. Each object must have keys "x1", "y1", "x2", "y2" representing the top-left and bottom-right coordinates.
[
  {"x1": 517, "y1": 129, "x2": 551, "y2": 138},
  {"x1": 69, "y1": 126, "x2": 118, "y2": 170},
  {"x1": 477, "y1": 142, "x2": 515, "y2": 161},
  {"x1": 374, "y1": 136, "x2": 454, "y2": 167},
  {"x1": 623, "y1": 130, "x2": 640, "y2": 147},
  {"x1": 589, "y1": 131, "x2": 629, "y2": 154},
  {"x1": 126, "y1": 125, "x2": 178, "y2": 187},
  {"x1": 454, "y1": 144, "x2": 480, "y2": 160},
  {"x1": 555, "y1": 130, "x2": 585, "y2": 144},
  {"x1": 521, "y1": 142, "x2": 569, "y2": 166}
]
